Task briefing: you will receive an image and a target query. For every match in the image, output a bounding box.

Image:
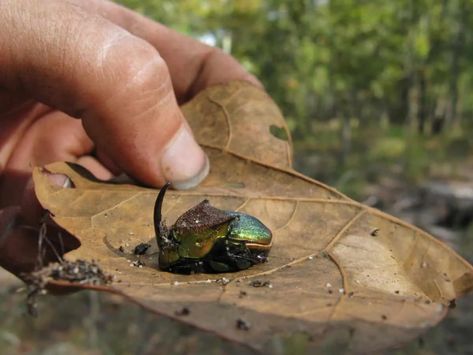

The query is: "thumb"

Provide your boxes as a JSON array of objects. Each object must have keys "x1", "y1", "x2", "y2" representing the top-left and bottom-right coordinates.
[{"x1": 0, "y1": 0, "x2": 208, "y2": 189}]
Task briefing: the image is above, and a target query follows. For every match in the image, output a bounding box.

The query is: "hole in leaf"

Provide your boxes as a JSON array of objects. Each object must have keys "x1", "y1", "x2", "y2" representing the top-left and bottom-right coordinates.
[{"x1": 270, "y1": 125, "x2": 289, "y2": 141}]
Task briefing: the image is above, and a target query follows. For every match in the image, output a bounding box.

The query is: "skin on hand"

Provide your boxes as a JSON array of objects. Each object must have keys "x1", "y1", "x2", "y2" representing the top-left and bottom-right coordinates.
[{"x1": 0, "y1": 0, "x2": 261, "y2": 276}]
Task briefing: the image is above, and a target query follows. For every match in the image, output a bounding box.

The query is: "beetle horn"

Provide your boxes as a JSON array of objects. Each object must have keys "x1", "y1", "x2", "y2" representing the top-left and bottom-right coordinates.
[{"x1": 154, "y1": 182, "x2": 171, "y2": 241}]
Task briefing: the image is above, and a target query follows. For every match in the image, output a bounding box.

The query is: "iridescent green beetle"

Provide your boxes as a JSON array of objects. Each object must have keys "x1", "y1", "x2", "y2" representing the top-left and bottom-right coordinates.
[{"x1": 154, "y1": 183, "x2": 272, "y2": 274}]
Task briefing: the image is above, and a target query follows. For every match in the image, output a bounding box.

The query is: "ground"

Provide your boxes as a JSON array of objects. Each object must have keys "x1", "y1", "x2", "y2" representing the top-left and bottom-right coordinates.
[{"x1": 1, "y1": 123, "x2": 472, "y2": 354}]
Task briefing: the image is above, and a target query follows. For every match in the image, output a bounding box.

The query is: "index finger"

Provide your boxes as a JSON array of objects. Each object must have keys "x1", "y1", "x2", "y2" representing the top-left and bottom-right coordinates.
[
  {"x1": 0, "y1": 0, "x2": 209, "y2": 188},
  {"x1": 69, "y1": 0, "x2": 263, "y2": 102}
]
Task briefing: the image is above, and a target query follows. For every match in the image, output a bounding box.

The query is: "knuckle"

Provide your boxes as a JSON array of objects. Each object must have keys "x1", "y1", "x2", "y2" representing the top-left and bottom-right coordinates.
[{"x1": 114, "y1": 38, "x2": 170, "y2": 92}]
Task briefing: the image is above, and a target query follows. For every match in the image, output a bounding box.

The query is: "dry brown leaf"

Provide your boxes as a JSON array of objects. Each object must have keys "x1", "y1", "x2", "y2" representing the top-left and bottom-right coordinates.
[{"x1": 33, "y1": 81, "x2": 473, "y2": 353}]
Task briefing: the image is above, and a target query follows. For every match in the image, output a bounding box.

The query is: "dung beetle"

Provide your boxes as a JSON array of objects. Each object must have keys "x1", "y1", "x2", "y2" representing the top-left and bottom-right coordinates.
[{"x1": 154, "y1": 183, "x2": 272, "y2": 274}]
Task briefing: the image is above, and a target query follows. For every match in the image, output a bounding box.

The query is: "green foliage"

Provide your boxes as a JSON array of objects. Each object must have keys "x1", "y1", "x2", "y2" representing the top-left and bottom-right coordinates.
[
  {"x1": 116, "y1": 0, "x2": 473, "y2": 140},
  {"x1": 115, "y1": 0, "x2": 473, "y2": 197},
  {"x1": 293, "y1": 120, "x2": 472, "y2": 200}
]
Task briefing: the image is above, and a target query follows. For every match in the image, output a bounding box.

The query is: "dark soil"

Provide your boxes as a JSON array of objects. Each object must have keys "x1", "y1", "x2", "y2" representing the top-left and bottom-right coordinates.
[{"x1": 23, "y1": 259, "x2": 111, "y2": 317}]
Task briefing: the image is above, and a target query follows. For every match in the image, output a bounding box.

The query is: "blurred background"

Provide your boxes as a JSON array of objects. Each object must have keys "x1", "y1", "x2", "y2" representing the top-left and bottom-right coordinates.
[{"x1": 1, "y1": 0, "x2": 472, "y2": 354}]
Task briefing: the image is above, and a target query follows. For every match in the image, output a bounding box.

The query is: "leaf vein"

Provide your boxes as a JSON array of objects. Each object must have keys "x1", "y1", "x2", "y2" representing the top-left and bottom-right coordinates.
[{"x1": 207, "y1": 96, "x2": 233, "y2": 150}]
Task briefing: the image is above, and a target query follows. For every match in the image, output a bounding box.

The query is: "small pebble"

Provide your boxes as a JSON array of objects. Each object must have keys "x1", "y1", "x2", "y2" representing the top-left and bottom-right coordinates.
[
  {"x1": 130, "y1": 260, "x2": 144, "y2": 268},
  {"x1": 216, "y1": 277, "x2": 231, "y2": 286},
  {"x1": 236, "y1": 318, "x2": 250, "y2": 331},
  {"x1": 133, "y1": 243, "x2": 151, "y2": 255},
  {"x1": 249, "y1": 280, "x2": 272, "y2": 288},
  {"x1": 175, "y1": 307, "x2": 190, "y2": 316}
]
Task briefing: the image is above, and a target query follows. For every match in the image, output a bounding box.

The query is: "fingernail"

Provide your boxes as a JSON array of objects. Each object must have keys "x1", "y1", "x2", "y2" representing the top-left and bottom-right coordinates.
[
  {"x1": 160, "y1": 126, "x2": 209, "y2": 190},
  {"x1": 46, "y1": 173, "x2": 73, "y2": 188}
]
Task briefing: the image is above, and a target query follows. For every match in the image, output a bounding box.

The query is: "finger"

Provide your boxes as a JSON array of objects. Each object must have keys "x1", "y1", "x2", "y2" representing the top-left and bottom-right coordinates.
[
  {"x1": 1, "y1": 165, "x2": 76, "y2": 227},
  {"x1": 20, "y1": 172, "x2": 75, "y2": 227},
  {"x1": 68, "y1": 0, "x2": 263, "y2": 102},
  {"x1": 76, "y1": 156, "x2": 115, "y2": 181},
  {"x1": 0, "y1": 0, "x2": 208, "y2": 189},
  {"x1": 0, "y1": 110, "x2": 101, "y2": 207}
]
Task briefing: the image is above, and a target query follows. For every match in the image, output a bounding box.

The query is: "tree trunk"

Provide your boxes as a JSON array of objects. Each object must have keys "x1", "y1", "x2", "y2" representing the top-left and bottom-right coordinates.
[
  {"x1": 417, "y1": 69, "x2": 427, "y2": 134},
  {"x1": 446, "y1": 0, "x2": 467, "y2": 127}
]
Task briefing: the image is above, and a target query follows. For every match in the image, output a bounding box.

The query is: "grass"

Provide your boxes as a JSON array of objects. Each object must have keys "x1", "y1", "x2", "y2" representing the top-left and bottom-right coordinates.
[
  {"x1": 293, "y1": 120, "x2": 473, "y2": 200},
  {"x1": 1, "y1": 284, "x2": 472, "y2": 355},
  {"x1": 0, "y1": 285, "x2": 250, "y2": 355}
]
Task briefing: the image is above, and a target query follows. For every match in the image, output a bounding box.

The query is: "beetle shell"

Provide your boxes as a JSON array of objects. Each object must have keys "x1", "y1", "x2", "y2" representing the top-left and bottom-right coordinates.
[
  {"x1": 154, "y1": 185, "x2": 272, "y2": 274},
  {"x1": 226, "y1": 212, "x2": 273, "y2": 247}
]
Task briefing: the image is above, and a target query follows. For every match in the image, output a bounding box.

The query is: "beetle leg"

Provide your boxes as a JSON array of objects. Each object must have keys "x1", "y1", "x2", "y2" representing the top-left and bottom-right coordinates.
[
  {"x1": 168, "y1": 259, "x2": 205, "y2": 274},
  {"x1": 225, "y1": 243, "x2": 255, "y2": 270},
  {"x1": 205, "y1": 239, "x2": 255, "y2": 271}
]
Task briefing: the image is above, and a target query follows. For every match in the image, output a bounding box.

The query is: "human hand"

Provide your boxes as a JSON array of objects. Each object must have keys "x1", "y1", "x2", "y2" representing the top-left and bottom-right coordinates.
[{"x1": 0, "y1": 0, "x2": 261, "y2": 277}]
